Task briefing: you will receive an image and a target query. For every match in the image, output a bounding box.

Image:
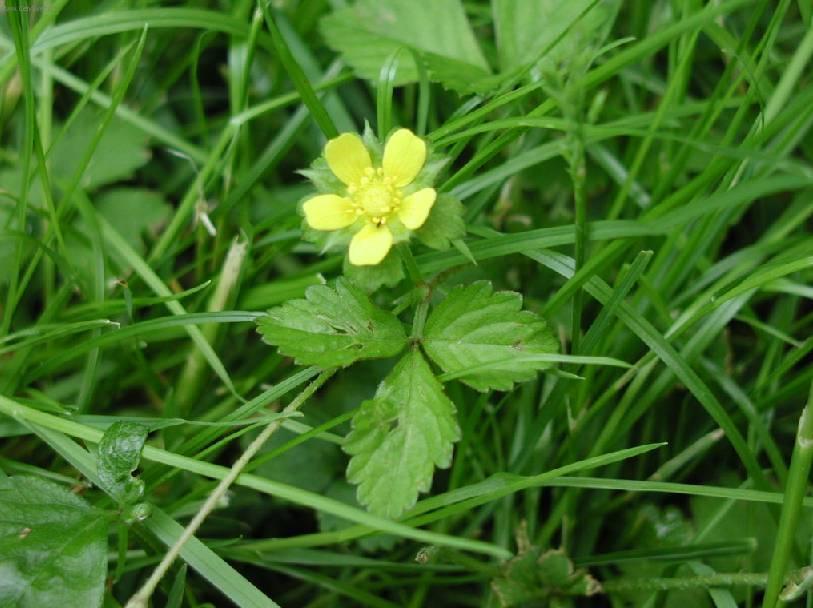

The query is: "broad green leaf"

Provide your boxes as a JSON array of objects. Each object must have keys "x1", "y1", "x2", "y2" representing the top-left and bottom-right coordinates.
[
  {"x1": 51, "y1": 107, "x2": 151, "y2": 190},
  {"x1": 251, "y1": 428, "x2": 343, "y2": 494},
  {"x1": 493, "y1": 0, "x2": 621, "y2": 74},
  {"x1": 256, "y1": 278, "x2": 407, "y2": 367},
  {"x1": 95, "y1": 188, "x2": 171, "y2": 254},
  {"x1": 0, "y1": 476, "x2": 108, "y2": 608},
  {"x1": 320, "y1": 0, "x2": 491, "y2": 93},
  {"x1": 422, "y1": 281, "x2": 559, "y2": 391},
  {"x1": 27, "y1": 422, "x2": 281, "y2": 608},
  {"x1": 0, "y1": 169, "x2": 46, "y2": 209},
  {"x1": 492, "y1": 546, "x2": 602, "y2": 607},
  {"x1": 96, "y1": 421, "x2": 148, "y2": 504},
  {"x1": 344, "y1": 350, "x2": 460, "y2": 518}
]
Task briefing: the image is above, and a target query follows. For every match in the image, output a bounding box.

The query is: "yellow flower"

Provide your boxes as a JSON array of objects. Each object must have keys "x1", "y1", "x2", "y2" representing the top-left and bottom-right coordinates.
[{"x1": 303, "y1": 128, "x2": 436, "y2": 266}]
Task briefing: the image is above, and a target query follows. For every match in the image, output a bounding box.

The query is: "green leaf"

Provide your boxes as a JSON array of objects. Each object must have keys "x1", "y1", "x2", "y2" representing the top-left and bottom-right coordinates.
[
  {"x1": 344, "y1": 350, "x2": 460, "y2": 518},
  {"x1": 414, "y1": 193, "x2": 465, "y2": 250},
  {"x1": 492, "y1": 546, "x2": 602, "y2": 607},
  {"x1": 256, "y1": 278, "x2": 407, "y2": 367},
  {"x1": 320, "y1": 0, "x2": 491, "y2": 93},
  {"x1": 25, "y1": 422, "x2": 281, "y2": 608},
  {"x1": 0, "y1": 476, "x2": 108, "y2": 608},
  {"x1": 251, "y1": 428, "x2": 342, "y2": 494},
  {"x1": 96, "y1": 421, "x2": 148, "y2": 504},
  {"x1": 422, "y1": 281, "x2": 559, "y2": 391},
  {"x1": 51, "y1": 107, "x2": 151, "y2": 190},
  {"x1": 493, "y1": 0, "x2": 621, "y2": 75},
  {"x1": 94, "y1": 188, "x2": 171, "y2": 254}
]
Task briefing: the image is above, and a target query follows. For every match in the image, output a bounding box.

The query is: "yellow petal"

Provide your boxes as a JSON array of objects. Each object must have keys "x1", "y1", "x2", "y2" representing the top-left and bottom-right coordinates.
[
  {"x1": 348, "y1": 223, "x2": 393, "y2": 266},
  {"x1": 303, "y1": 194, "x2": 356, "y2": 230},
  {"x1": 324, "y1": 133, "x2": 372, "y2": 185},
  {"x1": 382, "y1": 128, "x2": 426, "y2": 187},
  {"x1": 398, "y1": 188, "x2": 436, "y2": 230}
]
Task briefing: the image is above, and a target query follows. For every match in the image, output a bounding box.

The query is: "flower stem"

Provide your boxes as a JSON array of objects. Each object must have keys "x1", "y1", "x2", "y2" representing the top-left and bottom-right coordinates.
[
  {"x1": 399, "y1": 243, "x2": 424, "y2": 286},
  {"x1": 604, "y1": 572, "x2": 768, "y2": 593},
  {"x1": 411, "y1": 298, "x2": 430, "y2": 341}
]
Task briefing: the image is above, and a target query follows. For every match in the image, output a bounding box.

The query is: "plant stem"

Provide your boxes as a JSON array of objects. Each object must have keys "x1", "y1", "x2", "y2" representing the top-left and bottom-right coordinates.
[
  {"x1": 124, "y1": 368, "x2": 336, "y2": 608},
  {"x1": 569, "y1": 133, "x2": 587, "y2": 354},
  {"x1": 763, "y1": 382, "x2": 813, "y2": 608},
  {"x1": 604, "y1": 572, "x2": 768, "y2": 593},
  {"x1": 399, "y1": 243, "x2": 424, "y2": 286},
  {"x1": 411, "y1": 298, "x2": 430, "y2": 341}
]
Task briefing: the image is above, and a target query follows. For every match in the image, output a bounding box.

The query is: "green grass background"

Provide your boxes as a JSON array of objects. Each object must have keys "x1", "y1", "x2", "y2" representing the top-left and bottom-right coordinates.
[{"x1": 1, "y1": 0, "x2": 813, "y2": 606}]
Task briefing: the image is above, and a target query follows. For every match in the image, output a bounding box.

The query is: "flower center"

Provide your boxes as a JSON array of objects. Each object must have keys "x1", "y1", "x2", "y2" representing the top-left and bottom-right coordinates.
[
  {"x1": 358, "y1": 184, "x2": 393, "y2": 215},
  {"x1": 349, "y1": 168, "x2": 402, "y2": 224}
]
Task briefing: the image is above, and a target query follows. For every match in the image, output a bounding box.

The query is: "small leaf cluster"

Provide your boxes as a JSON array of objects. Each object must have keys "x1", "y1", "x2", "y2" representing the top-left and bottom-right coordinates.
[
  {"x1": 96, "y1": 421, "x2": 152, "y2": 523},
  {"x1": 491, "y1": 546, "x2": 602, "y2": 608},
  {"x1": 257, "y1": 278, "x2": 558, "y2": 518}
]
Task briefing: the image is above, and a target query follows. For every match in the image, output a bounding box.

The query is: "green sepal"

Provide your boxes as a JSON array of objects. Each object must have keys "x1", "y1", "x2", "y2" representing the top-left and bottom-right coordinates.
[
  {"x1": 415, "y1": 192, "x2": 465, "y2": 250},
  {"x1": 343, "y1": 249, "x2": 405, "y2": 293}
]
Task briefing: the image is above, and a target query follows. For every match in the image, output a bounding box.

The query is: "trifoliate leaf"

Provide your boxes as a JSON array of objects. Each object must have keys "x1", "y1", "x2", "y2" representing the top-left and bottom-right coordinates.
[
  {"x1": 0, "y1": 476, "x2": 108, "y2": 608},
  {"x1": 491, "y1": 547, "x2": 602, "y2": 607},
  {"x1": 344, "y1": 350, "x2": 460, "y2": 518},
  {"x1": 256, "y1": 278, "x2": 407, "y2": 367},
  {"x1": 423, "y1": 281, "x2": 558, "y2": 392},
  {"x1": 96, "y1": 422, "x2": 149, "y2": 505}
]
